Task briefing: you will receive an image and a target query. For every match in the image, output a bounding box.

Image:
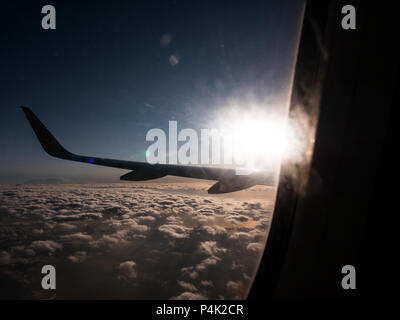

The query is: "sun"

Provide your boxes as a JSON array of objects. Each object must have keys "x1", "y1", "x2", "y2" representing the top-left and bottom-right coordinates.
[
  {"x1": 211, "y1": 105, "x2": 299, "y2": 171},
  {"x1": 232, "y1": 116, "x2": 286, "y2": 161}
]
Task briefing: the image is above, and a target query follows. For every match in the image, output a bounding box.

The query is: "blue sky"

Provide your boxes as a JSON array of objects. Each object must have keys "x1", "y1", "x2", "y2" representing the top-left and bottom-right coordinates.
[{"x1": 0, "y1": 0, "x2": 304, "y2": 183}]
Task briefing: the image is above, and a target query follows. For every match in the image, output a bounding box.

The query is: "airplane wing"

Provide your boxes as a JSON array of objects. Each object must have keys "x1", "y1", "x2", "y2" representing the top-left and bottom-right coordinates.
[{"x1": 21, "y1": 106, "x2": 274, "y2": 193}]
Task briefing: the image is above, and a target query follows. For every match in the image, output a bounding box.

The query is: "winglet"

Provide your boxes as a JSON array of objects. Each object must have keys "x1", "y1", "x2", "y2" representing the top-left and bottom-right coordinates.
[{"x1": 21, "y1": 106, "x2": 72, "y2": 158}]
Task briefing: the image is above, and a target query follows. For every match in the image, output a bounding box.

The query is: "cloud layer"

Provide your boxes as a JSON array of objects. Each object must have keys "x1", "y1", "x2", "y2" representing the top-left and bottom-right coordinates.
[{"x1": 0, "y1": 182, "x2": 273, "y2": 299}]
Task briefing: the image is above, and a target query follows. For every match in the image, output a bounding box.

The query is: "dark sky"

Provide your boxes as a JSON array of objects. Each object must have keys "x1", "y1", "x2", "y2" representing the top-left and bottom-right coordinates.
[{"x1": 0, "y1": 0, "x2": 304, "y2": 183}]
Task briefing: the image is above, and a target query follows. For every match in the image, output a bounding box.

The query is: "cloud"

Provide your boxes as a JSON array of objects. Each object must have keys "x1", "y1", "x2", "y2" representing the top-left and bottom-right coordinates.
[
  {"x1": 200, "y1": 280, "x2": 214, "y2": 287},
  {"x1": 54, "y1": 223, "x2": 77, "y2": 231},
  {"x1": 247, "y1": 242, "x2": 264, "y2": 253},
  {"x1": 226, "y1": 280, "x2": 241, "y2": 291},
  {"x1": 228, "y1": 231, "x2": 256, "y2": 240},
  {"x1": 118, "y1": 261, "x2": 137, "y2": 281},
  {"x1": 158, "y1": 224, "x2": 192, "y2": 239},
  {"x1": 199, "y1": 241, "x2": 227, "y2": 256},
  {"x1": 103, "y1": 235, "x2": 122, "y2": 245},
  {"x1": 170, "y1": 292, "x2": 207, "y2": 300},
  {"x1": 178, "y1": 281, "x2": 198, "y2": 292},
  {"x1": 196, "y1": 256, "x2": 221, "y2": 271},
  {"x1": 181, "y1": 266, "x2": 199, "y2": 280},
  {"x1": 61, "y1": 232, "x2": 93, "y2": 241},
  {"x1": 201, "y1": 225, "x2": 227, "y2": 235},
  {"x1": 0, "y1": 182, "x2": 273, "y2": 299},
  {"x1": 32, "y1": 228, "x2": 44, "y2": 235},
  {"x1": 68, "y1": 251, "x2": 87, "y2": 263},
  {"x1": 111, "y1": 218, "x2": 148, "y2": 232},
  {"x1": 29, "y1": 240, "x2": 62, "y2": 254},
  {"x1": 10, "y1": 245, "x2": 35, "y2": 257},
  {"x1": 137, "y1": 216, "x2": 156, "y2": 222},
  {"x1": 89, "y1": 231, "x2": 130, "y2": 248},
  {"x1": 52, "y1": 212, "x2": 103, "y2": 221}
]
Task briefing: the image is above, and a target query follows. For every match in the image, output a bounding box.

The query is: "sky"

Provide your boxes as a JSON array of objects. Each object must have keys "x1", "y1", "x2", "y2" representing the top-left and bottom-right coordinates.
[{"x1": 0, "y1": 0, "x2": 304, "y2": 183}]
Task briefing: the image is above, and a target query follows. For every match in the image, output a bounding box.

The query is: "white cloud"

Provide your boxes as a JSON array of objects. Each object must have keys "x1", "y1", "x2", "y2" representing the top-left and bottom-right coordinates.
[
  {"x1": 199, "y1": 241, "x2": 227, "y2": 256},
  {"x1": 0, "y1": 182, "x2": 273, "y2": 299},
  {"x1": 196, "y1": 256, "x2": 220, "y2": 271},
  {"x1": 53, "y1": 212, "x2": 103, "y2": 221},
  {"x1": 247, "y1": 242, "x2": 264, "y2": 253},
  {"x1": 178, "y1": 281, "x2": 198, "y2": 292},
  {"x1": 118, "y1": 260, "x2": 137, "y2": 281},
  {"x1": 137, "y1": 216, "x2": 156, "y2": 222},
  {"x1": 158, "y1": 224, "x2": 192, "y2": 239},
  {"x1": 201, "y1": 225, "x2": 227, "y2": 235},
  {"x1": 61, "y1": 232, "x2": 93, "y2": 241}
]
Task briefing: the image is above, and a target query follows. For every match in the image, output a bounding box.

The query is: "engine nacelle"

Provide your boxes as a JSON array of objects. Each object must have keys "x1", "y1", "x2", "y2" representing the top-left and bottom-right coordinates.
[{"x1": 207, "y1": 179, "x2": 256, "y2": 194}]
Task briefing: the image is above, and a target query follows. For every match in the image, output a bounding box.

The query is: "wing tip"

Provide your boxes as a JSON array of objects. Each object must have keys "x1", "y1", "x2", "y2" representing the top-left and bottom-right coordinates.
[
  {"x1": 21, "y1": 106, "x2": 32, "y2": 117},
  {"x1": 21, "y1": 106, "x2": 71, "y2": 158}
]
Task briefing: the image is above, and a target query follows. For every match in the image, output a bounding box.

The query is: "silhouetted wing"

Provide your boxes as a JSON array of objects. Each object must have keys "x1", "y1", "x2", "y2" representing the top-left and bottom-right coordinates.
[{"x1": 21, "y1": 107, "x2": 274, "y2": 192}]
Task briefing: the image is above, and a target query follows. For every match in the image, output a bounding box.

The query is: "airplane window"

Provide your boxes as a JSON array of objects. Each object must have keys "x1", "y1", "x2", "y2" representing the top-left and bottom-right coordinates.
[{"x1": 0, "y1": 1, "x2": 305, "y2": 299}]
